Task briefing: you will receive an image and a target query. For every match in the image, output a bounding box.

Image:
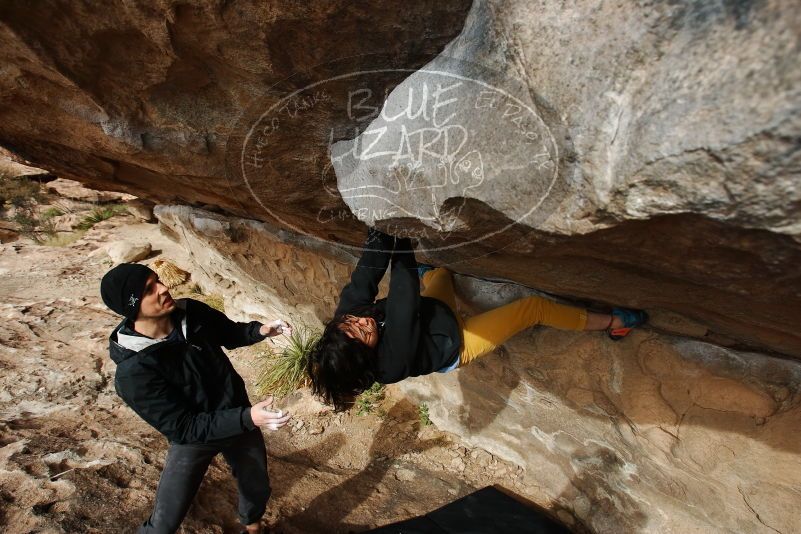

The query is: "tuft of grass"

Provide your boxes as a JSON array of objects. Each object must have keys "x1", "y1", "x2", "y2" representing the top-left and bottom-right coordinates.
[
  {"x1": 1, "y1": 177, "x2": 81, "y2": 244},
  {"x1": 256, "y1": 323, "x2": 320, "y2": 399},
  {"x1": 0, "y1": 174, "x2": 44, "y2": 208},
  {"x1": 355, "y1": 382, "x2": 386, "y2": 416},
  {"x1": 188, "y1": 282, "x2": 203, "y2": 295},
  {"x1": 202, "y1": 293, "x2": 225, "y2": 312},
  {"x1": 2, "y1": 177, "x2": 129, "y2": 244},
  {"x1": 40, "y1": 207, "x2": 64, "y2": 221},
  {"x1": 75, "y1": 204, "x2": 128, "y2": 230},
  {"x1": 11, "y1": 211, "x2": 37, "y2": 230},
  {"x1": 418, "y1": 403, "x2": 432, "y2": 427},
  {"x1": 171, "y1": 284, "x2": 225, "y2": 312},
  {"x1": 11, "y1": 211, "x2": 55, "y2": 244},
  {"x1": 178, "y1": 282, "x2": 207, "y2": 298}
]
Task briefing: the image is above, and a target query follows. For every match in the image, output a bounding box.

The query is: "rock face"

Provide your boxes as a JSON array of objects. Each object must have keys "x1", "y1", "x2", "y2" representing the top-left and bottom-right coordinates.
[
  {"x1": 0, "y1": 0, "x2": 471, "y2": 224},
  {"x1": 125, "y1": 198, "x2": 156, "y2": 223},
  {"x1": 157, "y1": 205, "x2": 801, "y2": 533},
  {"x1": 0, "y1": 0, "x2": 798, "y2": 357},
  {"x1": 154, "y1": 205, "x2": 361, "y2": 326},
  {"x1": 399, "y1": 278, "x2": 801, "y2": 534},
  {"x1": 331, "y1": 0, "x2": 801, "y2": 356},
  {"x1": 46, "y1": 178, "x2": 134, "y2": 204},
  {"x1": 336, "y1": 0, "x2": 801, "y2": 235},
  {"x1": 0, "y1": 150, "x2": 52, "y2": 180},
  {"x1": 1, "y1": 1, "x2": 800, "y2": 532}
]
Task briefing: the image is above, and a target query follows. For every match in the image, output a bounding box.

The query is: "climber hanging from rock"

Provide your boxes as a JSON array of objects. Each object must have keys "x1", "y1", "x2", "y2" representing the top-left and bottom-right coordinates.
[
  {"x1": 307, "y1": 227, "x2": 647, "y2": 410},
  {"x1": 100, "y1": 263, "x2": 292, "y2": 534}
]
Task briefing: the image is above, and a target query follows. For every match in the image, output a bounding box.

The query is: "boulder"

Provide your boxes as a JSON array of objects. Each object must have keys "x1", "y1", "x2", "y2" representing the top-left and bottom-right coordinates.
[
  {"x1": 46, "y1": 178, "x2": 134, "y2": 203},
  {"x1": 400, "y1": 322, "x2": 801, "y2": 533},
  {"x1": 157, "y1": 204, "x2": 801, "y2": 533},
  {"x1": 0, "y1": 2, "x2": 800, "y2": 531},
  {"x1": 154, "y1": 204, "x2": 362, "y2": 325},
  {"x1": 0, "y1": 0, "x2": 797, "y2": 356},
  {"x1": 331, "y1": 0, "x2": 801, "y2": 356},
  {"x1": 125, "y1": 198, "x2": 155, "y2": 223},
  {"x1": 105, "y1": 240, "x2": 151, "y2": 264},
  {"x1": 0, "y1": 220, "x2": 18, "y2": 243},
  {"x1": 0, "y1": 150, "x2": 52, "y2": 180}
]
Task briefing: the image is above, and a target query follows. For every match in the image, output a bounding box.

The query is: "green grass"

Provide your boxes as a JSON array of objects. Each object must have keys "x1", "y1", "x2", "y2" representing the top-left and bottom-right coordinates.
[
  {"x1": 75, "y1": 204, "x2": 128, "y2": 230},
  {"x1": 355, "y1": 382, "x2": 386, "y2": 416},
  {"x1": 418, "y1": 403, "x2": 432, "y2": 426},
  {"x1": 11, "y1": 210, "x2": 53, "y2": 244},
  {"x1": 40, "y1": 207, "x2": 64, "y2": 221},
  {"x1": 256, "y1": 323, "x2": 320, "y2": 399},
  {"x1": 1, "y1": 176, "x2": 54, "y2": 243}
]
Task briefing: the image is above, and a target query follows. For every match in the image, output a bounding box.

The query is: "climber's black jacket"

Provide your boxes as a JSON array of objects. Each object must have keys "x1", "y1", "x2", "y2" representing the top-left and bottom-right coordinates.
[
  {"x1": 335, "y1": 228, "x2": 461, "y2": 384},
  {"x1": 108, "y1": 299, "x2": 267, "y2": 445}
]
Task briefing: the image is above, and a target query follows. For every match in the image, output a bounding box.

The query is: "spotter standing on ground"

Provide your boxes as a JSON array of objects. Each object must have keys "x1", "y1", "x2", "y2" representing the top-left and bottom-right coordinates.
[{"x1": 101, "y1": 263, "x2": 291, "y2": 534}]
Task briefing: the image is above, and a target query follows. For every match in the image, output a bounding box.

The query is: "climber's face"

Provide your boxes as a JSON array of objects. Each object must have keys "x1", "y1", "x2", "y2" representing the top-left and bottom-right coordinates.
[{"x1": 339, "y1": 315, "x2": 378, "y2": 349}]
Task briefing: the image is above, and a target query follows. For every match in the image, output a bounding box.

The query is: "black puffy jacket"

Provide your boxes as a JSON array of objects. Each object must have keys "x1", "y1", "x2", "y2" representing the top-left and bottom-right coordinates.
[
  {"x1": 335, "y1": 229, "x2": 461, "y2": 384},
  {"x1": 109, "y1": 299, "x2": 266, "y2": 445}
]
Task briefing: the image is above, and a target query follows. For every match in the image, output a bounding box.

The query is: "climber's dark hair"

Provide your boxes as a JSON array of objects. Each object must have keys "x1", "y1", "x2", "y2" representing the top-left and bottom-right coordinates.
[{"x1": 306, "y1": 303, "x2": 384, "y2": 411}]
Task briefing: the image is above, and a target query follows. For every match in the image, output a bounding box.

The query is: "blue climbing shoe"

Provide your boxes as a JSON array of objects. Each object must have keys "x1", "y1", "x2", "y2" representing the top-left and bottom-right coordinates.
[
  {"x1": 417, "y1": 263, "x2": 435, "y2": 278},
  {"x1": 608, "y1": 308, "x2": 648, "y2": 340}
]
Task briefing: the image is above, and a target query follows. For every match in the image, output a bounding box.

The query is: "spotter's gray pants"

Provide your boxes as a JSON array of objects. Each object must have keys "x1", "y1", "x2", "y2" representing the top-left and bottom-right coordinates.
[{"x1": 138, "y1": 429, "x2": 270, "y2": 533}]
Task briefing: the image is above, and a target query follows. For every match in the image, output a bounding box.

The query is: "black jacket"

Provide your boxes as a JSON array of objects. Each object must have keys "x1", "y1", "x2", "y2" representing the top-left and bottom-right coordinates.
[
  {"x1": 335, "y1": 229, "x2": 461, "y2": 384},
  {"x1": 109, "y1": 299, "x2": 267, "y2": 445}
]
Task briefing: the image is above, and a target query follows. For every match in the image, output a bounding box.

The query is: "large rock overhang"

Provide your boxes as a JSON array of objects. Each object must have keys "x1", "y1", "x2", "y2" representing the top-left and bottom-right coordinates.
[{"x1": 0, "y1": 0, "x2": 799, "y2": 357}]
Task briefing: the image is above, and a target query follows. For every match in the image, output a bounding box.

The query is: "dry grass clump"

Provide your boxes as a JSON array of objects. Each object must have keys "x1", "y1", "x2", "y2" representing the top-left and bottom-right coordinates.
[
  {"x1": 0, "y1": 173, "x2": 44, "y2": 207},
  {"x1": 153, "y1": 259, "x2": 190, "y2": 288},
  {"x1": 41, "y1": 230, "x2": 86, "y2": 247},
  {"x1": 2, "y1": 175, "x2": 130, "y2": 242}
]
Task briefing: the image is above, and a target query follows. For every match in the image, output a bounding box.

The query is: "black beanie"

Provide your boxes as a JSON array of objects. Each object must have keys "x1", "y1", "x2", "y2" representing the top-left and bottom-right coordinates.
[{"x1": 100, "y1": 263, "x2": 155, "y2": 320}]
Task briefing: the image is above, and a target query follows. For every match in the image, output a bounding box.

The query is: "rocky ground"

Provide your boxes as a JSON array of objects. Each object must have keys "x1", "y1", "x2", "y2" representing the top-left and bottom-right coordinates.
[{"x1": 0, "y1": 197, "x2": 546, "y2": 533}]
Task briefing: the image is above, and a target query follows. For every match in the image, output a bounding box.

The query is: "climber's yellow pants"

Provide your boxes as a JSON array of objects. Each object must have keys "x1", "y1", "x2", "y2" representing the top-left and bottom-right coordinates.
[{"x1": 421, "y1": 267, "x2": 588, "y2": 367}]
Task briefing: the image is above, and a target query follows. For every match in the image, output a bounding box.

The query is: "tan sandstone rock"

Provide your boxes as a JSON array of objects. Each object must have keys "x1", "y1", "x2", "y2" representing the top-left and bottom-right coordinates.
[
  {"x1": 157, "y1": 205, "x2": 801, "y2": 533},
  {"x1": 0, "y1": 1, "x2": 799, "y2": 531},
  {"x1": 46, "y1": 178, "x2": 134, "y2": 204},
  {"x1": 0, "y1": 1, "x2": 797, "y2": 356},
  {"x1": 105, "y1": 240, "x2": 152, "y2": 264}
]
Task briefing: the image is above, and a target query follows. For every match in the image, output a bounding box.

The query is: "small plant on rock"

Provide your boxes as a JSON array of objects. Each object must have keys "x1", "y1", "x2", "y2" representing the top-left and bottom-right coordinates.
[
  {"x1": 355, "y1": 382, "x2": 386, "y2": 416},
  {"x1": 418, "y1": 403, "x2": 432, "y2": 427}
]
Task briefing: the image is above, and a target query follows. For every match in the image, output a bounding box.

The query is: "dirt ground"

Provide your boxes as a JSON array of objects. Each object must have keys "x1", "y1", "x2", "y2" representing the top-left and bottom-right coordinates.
[{"x1": 0, "y1": 203, "x2": 546, "y2": 533}]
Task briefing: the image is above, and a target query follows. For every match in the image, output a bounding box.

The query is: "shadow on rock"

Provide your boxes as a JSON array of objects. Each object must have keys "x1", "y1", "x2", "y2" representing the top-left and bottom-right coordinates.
[
  {"x1": 455, "y1": 347, "x2": 521, "y2": 434},
  {"x1": 280, "y1": 401, "x2": 446, "y2": 533},
  {"x1": 549, "y1": 445, "x2": 649, "y2": 534}
]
